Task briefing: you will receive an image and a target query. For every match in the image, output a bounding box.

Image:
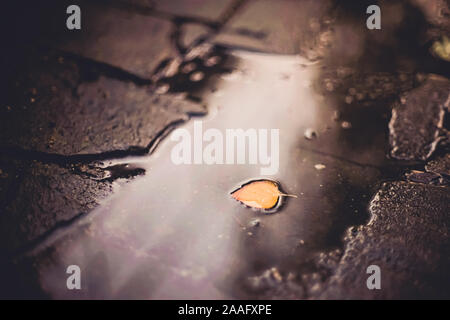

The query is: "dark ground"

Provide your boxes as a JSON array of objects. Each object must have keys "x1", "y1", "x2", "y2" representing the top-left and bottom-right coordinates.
[{"x1": 0, "y1": 0, "x2": 449, "y2": 299}]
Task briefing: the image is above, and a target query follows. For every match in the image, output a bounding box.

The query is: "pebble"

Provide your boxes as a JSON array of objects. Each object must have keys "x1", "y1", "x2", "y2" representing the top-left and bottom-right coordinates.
[
  {"x1": 182, "y1": 62, "x2": 196, "y2": 73},
  {"x1": 314, "y1": 164, "x2": 326, "y2": 170},
  {"x1": 341, "y1": 121, "x2": 352, "y2": 129},
  {"x1": 155, "y1": 83, "x2": 170, "y2": 94},
  {"x1": 304, "y1": 128, "x2": 317, "y2": 140},
  {"x1": 204, "y1": 56, "x2": 220, "y2": 67},
  {"x1": 249, "y1": 219, "x2": 260, "y2": 228},
  {"x1": 190, "y1": 71, "x2": 204, "y2": 82}
]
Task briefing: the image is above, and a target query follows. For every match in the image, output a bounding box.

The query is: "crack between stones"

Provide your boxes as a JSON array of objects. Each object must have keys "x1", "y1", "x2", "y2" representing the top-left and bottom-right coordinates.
[{"x1": 0, "y1": 119, "x2": 186, "y2": 167}]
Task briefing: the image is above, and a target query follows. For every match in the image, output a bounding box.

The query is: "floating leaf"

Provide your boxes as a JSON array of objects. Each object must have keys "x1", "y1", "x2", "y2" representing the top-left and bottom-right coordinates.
[{"x1": 231, "y1": 180, "x2": 296, "y2": 210}]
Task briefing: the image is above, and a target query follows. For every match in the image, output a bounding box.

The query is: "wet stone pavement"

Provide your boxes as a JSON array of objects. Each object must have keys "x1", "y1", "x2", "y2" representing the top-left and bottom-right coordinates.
[{"x1": 0, "y1": 0, "x2": 449, "y2": 299}]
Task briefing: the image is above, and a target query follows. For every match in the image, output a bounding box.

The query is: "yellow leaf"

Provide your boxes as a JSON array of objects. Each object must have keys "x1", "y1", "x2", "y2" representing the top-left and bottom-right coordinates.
[
  {"x1": 231, "y1": 180, "x2": 296, "y2": 210},
  {"x1": 432, "y1": 36, "x2": 450, "y2": 62}
]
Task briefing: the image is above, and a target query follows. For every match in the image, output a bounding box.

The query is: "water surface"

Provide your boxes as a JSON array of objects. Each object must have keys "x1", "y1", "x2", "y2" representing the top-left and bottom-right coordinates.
[{"x1": 35, "y1": 49, "x2": 394, "y2": 299}]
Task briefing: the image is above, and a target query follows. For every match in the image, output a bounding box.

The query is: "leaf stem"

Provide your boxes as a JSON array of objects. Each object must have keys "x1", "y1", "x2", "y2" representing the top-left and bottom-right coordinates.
[{"x1": 280, "y1": 193, "x2": 298, "y2": 198}]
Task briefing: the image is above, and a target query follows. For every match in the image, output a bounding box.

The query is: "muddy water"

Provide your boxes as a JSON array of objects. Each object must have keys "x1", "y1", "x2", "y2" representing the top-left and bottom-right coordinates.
[{"x1": 35, "y1": 50, "x2": 395, "y2": 299}]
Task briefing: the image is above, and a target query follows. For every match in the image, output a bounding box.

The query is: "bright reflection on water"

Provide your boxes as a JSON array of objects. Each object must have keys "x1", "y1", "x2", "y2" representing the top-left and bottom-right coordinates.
[{"x1": 37, "y1": 50, "x2": 379, "y2": 299}]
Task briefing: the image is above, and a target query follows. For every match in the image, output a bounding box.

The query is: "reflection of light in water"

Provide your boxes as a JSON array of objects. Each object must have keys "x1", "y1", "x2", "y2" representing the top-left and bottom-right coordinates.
[{"x1": 39, "y1": 51, "x2": 322, "y2": 299}]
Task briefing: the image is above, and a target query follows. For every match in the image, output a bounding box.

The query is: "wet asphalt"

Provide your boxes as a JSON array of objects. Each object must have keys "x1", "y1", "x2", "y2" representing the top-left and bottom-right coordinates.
[{"x1": 0, "y1": 0, "x2": 449, "y2": 299}]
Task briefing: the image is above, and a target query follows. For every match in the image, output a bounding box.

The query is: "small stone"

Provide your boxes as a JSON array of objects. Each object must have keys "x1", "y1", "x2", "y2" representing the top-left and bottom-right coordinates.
[
  {"x1": 341, "y1": 121, "x2": 352, "y2": 129},
  {"x1": 155, "y1": 83, "x2": 170, "y2": 94},
  {"x1": 204, "y1": 56, "x2": 221, "y2": 67},
  {"x1": 314, "y1": 164, "x2": 326, "y2": 170},
  {"x1": 249, "y1": 219, "x2": 260, "y2": 228},
  {"x1": 304, "y1": 128, "x2": 317, "y2": 140},
  {"x1": 270, "y1": 268, "x2": 283, "y2": 283},
  {"x1": 164, "y1": 57, "x2": 182, "y2": 77},
  {"x1": 182, "y1": 62, "x2": 196, "y2": 73},
  {"x1": 190, "y1": 71, "x2": 204, "y2": 82}
]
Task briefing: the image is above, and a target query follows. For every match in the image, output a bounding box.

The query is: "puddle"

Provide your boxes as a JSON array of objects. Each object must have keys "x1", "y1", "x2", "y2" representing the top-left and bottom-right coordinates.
[{"x1": 30, "y1": 49, "x2": 401, "y2": 299}]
